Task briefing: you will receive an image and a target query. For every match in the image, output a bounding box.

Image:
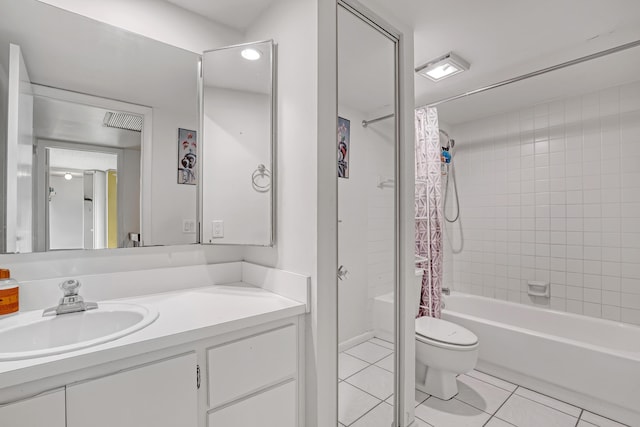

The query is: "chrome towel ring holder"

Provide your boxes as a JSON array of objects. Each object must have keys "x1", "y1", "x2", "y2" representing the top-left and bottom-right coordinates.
[{"x1": 252, "y1": 164, "x2": 271, "y2": 192}]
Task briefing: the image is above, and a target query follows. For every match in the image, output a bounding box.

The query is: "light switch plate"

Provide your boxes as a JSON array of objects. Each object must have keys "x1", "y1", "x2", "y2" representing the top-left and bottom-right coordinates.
[
  {"x1": 212, "y1": 220, "x2": 224, "y2": 238},
  {"x1": 182, "y1": 220, "x2": 196, "y2": 233}
]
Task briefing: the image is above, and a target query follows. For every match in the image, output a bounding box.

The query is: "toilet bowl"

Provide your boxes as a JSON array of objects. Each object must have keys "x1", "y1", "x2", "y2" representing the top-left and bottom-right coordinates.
[{"x1": 414, "y1": 269, "x2": 478, "y2": 400}]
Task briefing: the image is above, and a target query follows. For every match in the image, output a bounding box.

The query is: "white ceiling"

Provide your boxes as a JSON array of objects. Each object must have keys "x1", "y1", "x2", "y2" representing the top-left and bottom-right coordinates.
[
  {"x1": 49, "y1": 147, "x2": 118, "y2": 172},
  {"x1": 361, "y1": 0, "x2": 640, "y2": 123},
  {"x1": 0, "y1": 0, "x2": 199, "y2": 115},
  {"x1": 203, "y1": 41, "x2": 272, "y2": 94},
  {"x1": 166, "y1": 0, "x2": 274, "y2": 32},
  {"x1": 34, "y1": 96, "x2": 142, "y2": 149}
]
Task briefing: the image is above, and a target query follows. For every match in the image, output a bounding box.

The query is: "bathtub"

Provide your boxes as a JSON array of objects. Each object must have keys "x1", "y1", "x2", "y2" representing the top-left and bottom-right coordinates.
[{"x1": 372, "y1": 291, "x2": 640, "y2": 426}]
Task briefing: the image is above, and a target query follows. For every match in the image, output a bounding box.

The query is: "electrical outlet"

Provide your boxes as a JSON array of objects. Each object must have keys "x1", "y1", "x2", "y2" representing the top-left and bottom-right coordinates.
[
  {"x1": 212, "y1": 220, "x2": 224, "y2": 238},
  {"x1": 182, "y1": 220, "x2": 196, "y2": 233}
]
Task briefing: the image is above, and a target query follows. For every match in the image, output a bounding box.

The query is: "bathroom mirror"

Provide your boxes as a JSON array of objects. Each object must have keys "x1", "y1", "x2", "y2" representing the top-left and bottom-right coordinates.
[
  {"x1": 201, "y1": 41, "x2": 275, "y2": 246},
  {"x1": 0, "y1": 0, "x2": 200, "y2": 253}
]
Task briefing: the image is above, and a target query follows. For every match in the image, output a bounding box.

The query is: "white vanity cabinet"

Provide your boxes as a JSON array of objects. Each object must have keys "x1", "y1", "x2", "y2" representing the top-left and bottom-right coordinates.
[
  {"x1": 205, "y1": 323, "x2": 300, "y2": 426},
  {"x1": 66, "y1": 353, "x2": 198, "y2": 427},
  {"x1": 0, "y1": 388, "x2": 65, "y2": 427}
]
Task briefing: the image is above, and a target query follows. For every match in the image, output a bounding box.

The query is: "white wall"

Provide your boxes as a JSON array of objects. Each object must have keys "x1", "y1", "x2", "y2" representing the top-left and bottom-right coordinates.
[
  {"x1": 240, "y1": 0, "x2": 335, "y2": 425},
  {"x1": 337, "y1": 105, "x2": 395, "y2": 344},
  {"x1": 448, "y1": 79, "x2": 640, "y2": 326},
  {"x1": 36, "y1": 0, "x2": 241, "y2": 54},
  {"x1": 202, "y1": 87, "x2": 271, "y2": 245},
  {"x1": 0, "y1": 60, "x2": 7, "y2": 252},
  {"x1": 122, "y1": 148, "x2": 140, "y2": 240},
  {"x1": 147, "y1": 106, "x2": 199, "y2": 246},
  {"x1": 49, "y1": 174, "x2": 83, "y2": 249}
]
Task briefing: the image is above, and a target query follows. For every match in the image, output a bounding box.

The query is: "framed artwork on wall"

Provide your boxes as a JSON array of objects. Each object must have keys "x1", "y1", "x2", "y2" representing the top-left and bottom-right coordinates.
[
  {"x1": 178, "y1": 128, "x2": 197, "y2": 185},
  {"x1": 337, "y1": 117, "x2": 350, "y2": 179}
]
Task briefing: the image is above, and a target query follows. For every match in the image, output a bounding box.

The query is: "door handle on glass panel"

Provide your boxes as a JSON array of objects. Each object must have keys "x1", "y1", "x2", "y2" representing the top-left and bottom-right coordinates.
[{"x1": 337, "y1": 265, "x2": 349, "y2": 281}]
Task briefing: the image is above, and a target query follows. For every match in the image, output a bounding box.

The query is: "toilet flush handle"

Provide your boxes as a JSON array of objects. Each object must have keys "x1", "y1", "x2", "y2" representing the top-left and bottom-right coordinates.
[{"x1": 337, "y1": 265, "x2": 349, "y2": 281}]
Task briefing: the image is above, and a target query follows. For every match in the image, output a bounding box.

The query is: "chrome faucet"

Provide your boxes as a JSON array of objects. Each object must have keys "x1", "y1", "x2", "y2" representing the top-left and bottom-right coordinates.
[
  {"x1": 42, "y1": 279, "x2": 98, "y2": 316},
  {"x1": 442, "y1": 287, "x2": 451, "y2": 296}
]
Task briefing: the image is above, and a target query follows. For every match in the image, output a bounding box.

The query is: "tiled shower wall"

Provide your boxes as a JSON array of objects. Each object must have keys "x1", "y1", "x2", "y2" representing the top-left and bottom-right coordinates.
[{"x1": 445, "y1": 79, "x2": 640, "y2": 325}]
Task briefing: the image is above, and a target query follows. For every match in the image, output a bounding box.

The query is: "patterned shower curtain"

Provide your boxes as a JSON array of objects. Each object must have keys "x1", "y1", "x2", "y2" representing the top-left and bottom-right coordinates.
[{"x1": 415, "y1": 107, "x2": 443, "y2": 318}]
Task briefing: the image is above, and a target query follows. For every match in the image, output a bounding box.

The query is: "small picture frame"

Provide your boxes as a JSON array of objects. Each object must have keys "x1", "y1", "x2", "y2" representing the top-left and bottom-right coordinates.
[
  {"x1": 177, "y1": 128, "x2": 197, "y2": 185},
  {"x1": 337, "y1": 117, "x2": 350, "y2": 179}
]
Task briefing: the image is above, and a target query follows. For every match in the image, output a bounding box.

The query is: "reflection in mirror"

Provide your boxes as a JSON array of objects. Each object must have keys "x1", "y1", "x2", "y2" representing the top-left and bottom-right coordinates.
[
  {"x1": 201, "y1": 40, "x2": 274, "y2": 246},
  {"x1": 337, "y1": 5, "x2": 398, "y2": 426},
  {"x1": 0, "y1": 0, "x2": 200, "y2": 253}
]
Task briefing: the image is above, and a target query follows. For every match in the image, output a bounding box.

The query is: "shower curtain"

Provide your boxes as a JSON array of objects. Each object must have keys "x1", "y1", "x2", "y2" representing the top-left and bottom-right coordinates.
[{"x1": 415, "y1": 107, "x2": 443, "y2": 318}]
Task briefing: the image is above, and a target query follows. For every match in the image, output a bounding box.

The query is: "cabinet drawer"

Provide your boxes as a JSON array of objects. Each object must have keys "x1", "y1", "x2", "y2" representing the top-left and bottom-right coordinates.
[
  {"x1": 67, "y1": 353, "x2": 197, "y2": 427},
  {"x1": 0, "y1": 388, "x2": 65, "y2": 427},
  {"x1": 208, "y1": 380, "x2": 296, "y2": 427},
  {"x1": 208, "y1": 324, "x2": 296, "y2": 407}
]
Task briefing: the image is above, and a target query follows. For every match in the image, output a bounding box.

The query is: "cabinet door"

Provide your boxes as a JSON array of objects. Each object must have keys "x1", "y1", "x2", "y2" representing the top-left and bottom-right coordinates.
[
  {"x1": 208, "y1": 380, "x2": 296, "y2": 427},
  {"x1": 67, "y1": 352, "x2": 197, "y2": 427},
  {"x1": 0, "y1": 388, "x2": 65, "y2": 427}
]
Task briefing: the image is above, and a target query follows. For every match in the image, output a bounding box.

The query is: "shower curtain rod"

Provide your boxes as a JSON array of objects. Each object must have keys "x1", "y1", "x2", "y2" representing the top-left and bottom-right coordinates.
[
  {"x1": 423, "y1": 38, "x2": 640, "y2": 108},
  {"x1": 361, "y1": 38, "x2": 640, "y2": 126},
  {"x1": 362, "y1": 113, "x2": 394, "y2": 127}
]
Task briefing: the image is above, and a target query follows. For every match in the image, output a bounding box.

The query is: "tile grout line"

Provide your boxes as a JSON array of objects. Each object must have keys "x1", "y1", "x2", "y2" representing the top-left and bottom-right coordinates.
[
  {"x1": 482, "y1": 384, "x2": 518, "y2": 427},
  {"x1": 468, "y1": 369, "x2": 518, "y2": 392},
  {"x1": 342, "y1": 377, "x2": 393, "y2": 406},
  {"x1": 345, "y1": 399, "x2": 386, "y2": 427},
  {"x1": 514, "y1": 385, "x2": 581, "y2": 418},
  {"x1": 575, "y1": 409, "x2": 584, "y2": 427}
]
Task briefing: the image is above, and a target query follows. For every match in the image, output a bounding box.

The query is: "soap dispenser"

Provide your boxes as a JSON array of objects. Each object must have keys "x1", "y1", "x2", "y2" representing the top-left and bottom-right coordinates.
[{"x1": 0, "y1": 269, "x2": 20, "y2": 317}]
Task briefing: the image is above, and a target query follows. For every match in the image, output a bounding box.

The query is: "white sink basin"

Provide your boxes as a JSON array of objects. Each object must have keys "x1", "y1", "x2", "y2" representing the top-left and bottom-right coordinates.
[{"x1": 0, "y1": 302, "x2": 159, "y2": 361}]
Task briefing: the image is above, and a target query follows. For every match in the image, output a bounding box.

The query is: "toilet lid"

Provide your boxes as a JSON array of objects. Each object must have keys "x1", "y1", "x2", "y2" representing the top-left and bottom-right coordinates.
[{"x1": 415, "y1": 317, "x2": 478, "y2": 346}]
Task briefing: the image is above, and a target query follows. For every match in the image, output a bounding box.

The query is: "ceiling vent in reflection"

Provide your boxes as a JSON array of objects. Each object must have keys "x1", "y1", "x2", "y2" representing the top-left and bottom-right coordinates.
[{"x1": 103, "y1": 112, "x2": 143, "y2": 132}]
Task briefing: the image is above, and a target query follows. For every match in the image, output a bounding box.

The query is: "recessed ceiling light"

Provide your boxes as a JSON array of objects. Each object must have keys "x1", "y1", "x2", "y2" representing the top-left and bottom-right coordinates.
[
  {"x1": 241, "y1": 48, "x2": 262, "y2": 61},
  {"x1": 415, "y1": 52, "x2": 470, "y2": 82},
  {"x1": 64, "y1": 173, "x2": 73, "y2": 180}
]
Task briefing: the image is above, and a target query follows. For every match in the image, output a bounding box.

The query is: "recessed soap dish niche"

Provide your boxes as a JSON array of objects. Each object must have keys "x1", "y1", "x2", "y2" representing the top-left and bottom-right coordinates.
[{"x1": 527, "y1": 281, "x2": 550, "y2": 298}]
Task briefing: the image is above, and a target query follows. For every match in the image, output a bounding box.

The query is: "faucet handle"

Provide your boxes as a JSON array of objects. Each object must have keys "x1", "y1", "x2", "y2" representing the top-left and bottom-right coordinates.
[{"x1": 60, "y1": 279, "x2": 81, "y2": 296}]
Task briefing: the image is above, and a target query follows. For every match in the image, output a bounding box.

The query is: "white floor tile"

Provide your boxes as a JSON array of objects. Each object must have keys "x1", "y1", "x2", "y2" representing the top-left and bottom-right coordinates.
[
  {"x1": 465, "y1": 370, "x2": 517, "y2": 392},
  {"x1": 351, "y1": 402, "x2": 393, "y2": 427},
  {"x1": 515, "y1": 387, "x2": 581, "y2": 417},
  {"x1": 580, "y1": 411, "x2": 628, "y2": 427},
  {"x1": 415, "y1": 397, "x2": 491, "y2": 427},
  {"x1": 495, "y1": 394, "x2": 578, "y2": 427},
  {"x1": 455, "y1": 374, "x2": 512, "y2": 414},
  {"x1": 370, "y1": 337, "x2": 395, "y2": 350},
  {"x1": 413, "y1": 416, "x2": 435, "y2": 427},
  {"x1": 577, "y1": 421, "x2": 597, "y2": 427},
  {"x1": 339, "y1": 352, "x2": 369, "y2": 380},
  {"x1": 345, "y1": 341, "x2": 393, "y2": 364},
  {"x1": 415, "y1": 389, "x2": 430, "y2": 407},
  {"x1": 338, "y1": 382, "x2": 381, "y2": 426},
  {"x1": 345, "y1": 365, "x2": 394, "y2": 400},
  {"x1": 374, "y1": 354, "x2": 394, "y2": 372},
  {"x1": 385, "y1": 389, "x2": 429, "y2": 407},
  {"x1": 485, "y1": 418, "x2": 516, "y2": 427}
]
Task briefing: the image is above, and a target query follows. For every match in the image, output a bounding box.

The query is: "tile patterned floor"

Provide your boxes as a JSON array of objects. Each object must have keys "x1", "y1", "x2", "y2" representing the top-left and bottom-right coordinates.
[{"x1": 339, "y1": 338, "x2": 629, "y2": 427}]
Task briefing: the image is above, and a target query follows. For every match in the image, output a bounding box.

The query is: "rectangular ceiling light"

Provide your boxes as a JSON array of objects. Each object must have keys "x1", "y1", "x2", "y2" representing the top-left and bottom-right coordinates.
[
  {"x1": 415, "y1": 52, "x2": 470, "y2": 82},
  {"x1": 103, "y1": 111, "x2": 143, "y2": 132}
]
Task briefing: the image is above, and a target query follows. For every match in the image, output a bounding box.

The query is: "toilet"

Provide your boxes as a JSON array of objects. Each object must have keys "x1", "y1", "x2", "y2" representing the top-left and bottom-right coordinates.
[{"x1": 414, "y1": 269, "x2": 479, "y2": 400}]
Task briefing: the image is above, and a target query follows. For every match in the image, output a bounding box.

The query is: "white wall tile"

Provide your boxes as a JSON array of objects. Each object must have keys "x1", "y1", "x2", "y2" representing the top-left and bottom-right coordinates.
[{"x1": 448, "y1": 80, "x2": 640, "y2": 326}]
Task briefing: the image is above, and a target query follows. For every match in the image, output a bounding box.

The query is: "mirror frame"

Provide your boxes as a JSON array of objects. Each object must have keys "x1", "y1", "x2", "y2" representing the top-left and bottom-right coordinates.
[{"x1": 199, "y1": 39, "x2": 277, "y2": 247}]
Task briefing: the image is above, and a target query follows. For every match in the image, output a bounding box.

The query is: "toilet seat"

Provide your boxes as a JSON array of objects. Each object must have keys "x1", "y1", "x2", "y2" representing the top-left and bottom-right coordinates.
[{"x1": 415, "y1": 317, "x2": 478, "y2": 349}]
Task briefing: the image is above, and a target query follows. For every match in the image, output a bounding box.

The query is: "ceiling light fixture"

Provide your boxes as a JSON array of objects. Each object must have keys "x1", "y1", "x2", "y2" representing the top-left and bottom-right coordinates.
[
  {"x1": 241, "y1": 48, "x2": 262, "y2": 61},
  {"x1": 64, "y1": 173, "x2": 73, "y2": 180},
  {"x1": 415, "y1": 52, "x2": 470, "y2": 82}
]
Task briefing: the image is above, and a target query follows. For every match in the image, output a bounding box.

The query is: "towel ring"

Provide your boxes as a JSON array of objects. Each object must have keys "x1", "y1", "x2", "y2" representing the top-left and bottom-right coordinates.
[{"x1": 252, "y1": 164, "x2": 271, "y2": 192}]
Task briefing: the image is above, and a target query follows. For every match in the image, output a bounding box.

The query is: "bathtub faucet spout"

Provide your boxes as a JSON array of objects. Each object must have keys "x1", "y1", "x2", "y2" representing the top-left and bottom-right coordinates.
[{"x1": 442, "y1": 287, "x2": 450, "y2": 296}]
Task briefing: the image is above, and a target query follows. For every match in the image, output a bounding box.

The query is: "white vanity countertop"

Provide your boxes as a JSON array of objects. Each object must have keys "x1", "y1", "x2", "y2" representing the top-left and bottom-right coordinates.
[{"x1": 0, "y1": 282, "x2": 306, "y2": 390}]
